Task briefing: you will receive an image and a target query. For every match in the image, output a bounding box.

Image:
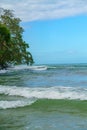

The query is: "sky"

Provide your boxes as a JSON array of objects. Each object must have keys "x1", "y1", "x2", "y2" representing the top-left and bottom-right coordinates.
[{"x1": 0, "y1": 0, "x2": 87, "y2": 64}]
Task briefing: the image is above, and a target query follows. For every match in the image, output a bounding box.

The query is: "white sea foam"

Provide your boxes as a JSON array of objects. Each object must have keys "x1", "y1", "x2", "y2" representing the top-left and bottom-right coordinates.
[
  {"x1": 0, "y1": 99, "x2": 36, "y2": 109},
  {"x1": 0, "y1": 70, "x2": 9, "y2": 74},
  {"x1": 29, "y1": 66, "x2": 47, "y2": 71},
  {"x1": 0, "y1": 85, "x2": 87, "y2": 100},
  {"x1": 0, "y1": 65, "x2": 47, "y2": 74},
  {"x1": 11, "y1": 65, "x2": 47, "y2": 71}
]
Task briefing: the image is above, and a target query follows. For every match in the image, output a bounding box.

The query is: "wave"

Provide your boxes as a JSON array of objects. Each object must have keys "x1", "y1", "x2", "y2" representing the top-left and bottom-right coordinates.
[
  {"x1": 0, "y1": 65, "x2": 47, "y2": 74},
  {"x1": 0, "y1": 69, "x2": 9, "y2": 74},
  {"x1": 0, "y1": 99, "x2": 36, "y2": 109},
  {"x1": 0, "y1": 85, "x2": 87, "y2": 110},
  {"x1": 11, "y1": 65, "x2": 47, "y2": 71},
  {"x1": 47, "y1": 64, "x2": 87, "y2": 70},
  {"x1": 0, "y1": 85, "x2": 87, "y2": 100},
  {"x1": 1, "y1": 64, "x2": 87, "y2": 74}
]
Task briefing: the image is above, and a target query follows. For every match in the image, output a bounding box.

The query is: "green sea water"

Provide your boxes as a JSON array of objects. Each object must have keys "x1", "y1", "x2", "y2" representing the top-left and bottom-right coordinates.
[{"x1": 0, "y1": 64, "x2": 87, "y2": 130}]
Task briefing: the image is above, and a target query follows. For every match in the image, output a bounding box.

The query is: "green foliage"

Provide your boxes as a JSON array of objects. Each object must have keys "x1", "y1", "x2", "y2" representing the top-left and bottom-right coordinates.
[
  {"x1": 0, "y1": 24, "x2": 12, "y2": 68},
  {"x1": 0, "y1": 9, "x2": 34, "y2": 69},
  {"x1": 0, "y1": 25, "x2": 10, "y2": 43}
]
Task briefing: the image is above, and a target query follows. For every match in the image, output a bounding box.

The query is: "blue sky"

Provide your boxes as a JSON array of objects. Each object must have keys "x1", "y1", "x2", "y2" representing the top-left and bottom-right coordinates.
[{"x1": 1, "y1": 0, "x2": 87, "y2": 64}]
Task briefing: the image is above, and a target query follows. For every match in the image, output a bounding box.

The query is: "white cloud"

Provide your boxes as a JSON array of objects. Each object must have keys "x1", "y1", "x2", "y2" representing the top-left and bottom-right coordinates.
[{"x1": 0, "y1": 0, "x2": 87, "y2": 22}]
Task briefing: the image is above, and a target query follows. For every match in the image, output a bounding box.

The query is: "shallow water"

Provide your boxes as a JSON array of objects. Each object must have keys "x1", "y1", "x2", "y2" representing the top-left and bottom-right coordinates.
[{"x1": 0, "y1": 64, "x2": 87, "y2": 130}]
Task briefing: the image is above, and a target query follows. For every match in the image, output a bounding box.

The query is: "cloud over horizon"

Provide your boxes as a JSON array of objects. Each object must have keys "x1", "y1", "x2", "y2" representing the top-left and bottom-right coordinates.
[{"x1": 0, "y1": 0, "x2": 87, "y2": 22}]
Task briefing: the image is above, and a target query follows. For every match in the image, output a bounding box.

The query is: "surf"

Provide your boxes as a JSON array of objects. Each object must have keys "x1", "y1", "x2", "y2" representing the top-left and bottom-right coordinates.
[
  {"x1": 0, "y1": 65, "x2": 48, "y2": 74},
  {"x1": 0, "y1": 99, "x2": 36, "y2": 109},
  {"x1": 0, "y1": 85, "x2": 87, "y2": 112},
  {"x1": 0, "y1": 85, "x2": 87, "y2": 100}
]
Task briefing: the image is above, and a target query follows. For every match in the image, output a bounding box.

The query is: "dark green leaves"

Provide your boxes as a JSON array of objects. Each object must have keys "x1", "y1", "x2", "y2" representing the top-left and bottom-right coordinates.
[{"x1": 0, "y1": 9, "x2": 34, "y2": 69}]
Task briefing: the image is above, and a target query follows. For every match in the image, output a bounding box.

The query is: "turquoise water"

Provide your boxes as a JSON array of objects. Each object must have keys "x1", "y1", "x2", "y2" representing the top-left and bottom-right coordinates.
[{"x1": 0, "y1": 64, "x2": 87, "y2": 130}]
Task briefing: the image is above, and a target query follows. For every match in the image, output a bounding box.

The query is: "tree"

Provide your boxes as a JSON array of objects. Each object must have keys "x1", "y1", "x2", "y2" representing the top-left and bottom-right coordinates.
[
  {"x1": 0, "y1": 24, "x2": 11, "y2": 69},
  {"x1": 0, "y1": 9, "x2": 34, "y2": 69}
]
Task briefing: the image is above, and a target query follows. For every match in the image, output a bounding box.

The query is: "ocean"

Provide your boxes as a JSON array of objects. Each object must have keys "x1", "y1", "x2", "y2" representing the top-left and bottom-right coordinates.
[{"x1": 0, "y1": 64, "x2": 87, "y2": 130}]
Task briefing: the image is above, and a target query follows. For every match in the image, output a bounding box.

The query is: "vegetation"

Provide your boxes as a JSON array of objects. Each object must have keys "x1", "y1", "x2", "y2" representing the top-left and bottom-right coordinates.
[
  {"x1": 0, "y1": 9, "x2": 34, "y2": 69},
  {"x1": 0, "y1": 24, "x2": 11, "y2": 69}
]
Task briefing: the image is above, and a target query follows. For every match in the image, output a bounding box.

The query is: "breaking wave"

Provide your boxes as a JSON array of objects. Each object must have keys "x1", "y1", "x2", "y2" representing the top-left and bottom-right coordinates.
[
  {"x1": 0, "y1": 85, "x2": 87, "y2": 99},
  {"x1": 0, "y1": 65, "x2": 48, "y2": 75},
  {"x1": 0, "y1": 85, "x2": 87, "y2": 109},
  {"x1": 0, "y1": 99, "x2": 36, "y2": 109}
]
